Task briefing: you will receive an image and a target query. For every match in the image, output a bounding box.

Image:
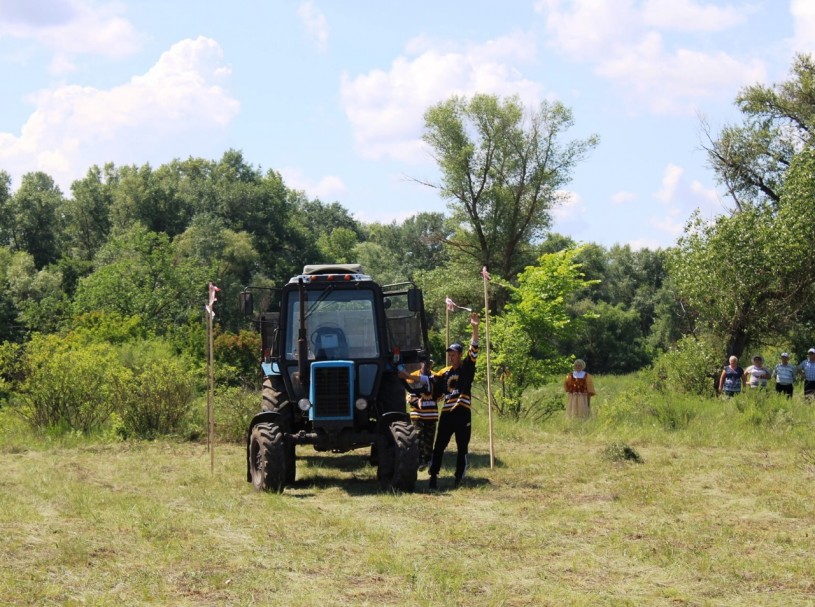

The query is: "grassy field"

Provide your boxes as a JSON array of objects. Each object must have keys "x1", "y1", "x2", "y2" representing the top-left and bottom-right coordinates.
[{"x1": 2, "y1": 377, "x2": 815, "y2": 606}]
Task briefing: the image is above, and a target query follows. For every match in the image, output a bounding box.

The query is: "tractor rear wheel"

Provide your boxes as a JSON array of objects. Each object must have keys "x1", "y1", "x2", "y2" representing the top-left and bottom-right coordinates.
[
  {"x1": 262, "y1": 377, "x2": 296, "y2": 484},
  {"x1": 376, "y1": 420, "x2": 419, "y2": 492},
  {"x1": 249, "y1": 422, "x2": 287, "y2": 493},
  {"x1": 262, "y1": 376, "x2": 287, "y2": 411}
]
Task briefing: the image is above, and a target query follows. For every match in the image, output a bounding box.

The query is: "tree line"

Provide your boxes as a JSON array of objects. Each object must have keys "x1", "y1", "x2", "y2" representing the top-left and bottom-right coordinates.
[{"x1": 1, "y1": 54, "x2": 815, "y2": 432}]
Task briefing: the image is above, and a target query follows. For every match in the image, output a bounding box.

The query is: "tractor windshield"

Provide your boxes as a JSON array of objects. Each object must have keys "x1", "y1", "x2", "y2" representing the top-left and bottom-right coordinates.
[{"x1": 284, "y1": 288, "x2": 380, "y2": 360}]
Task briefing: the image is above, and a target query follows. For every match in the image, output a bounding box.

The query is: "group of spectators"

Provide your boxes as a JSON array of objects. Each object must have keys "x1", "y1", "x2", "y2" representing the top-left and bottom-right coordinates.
[{"x1": 718, "y1": 348, "x2": 815, "y2": 398}]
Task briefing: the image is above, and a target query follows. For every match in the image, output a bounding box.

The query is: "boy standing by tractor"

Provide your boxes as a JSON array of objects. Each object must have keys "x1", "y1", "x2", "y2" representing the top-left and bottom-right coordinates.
[{"x1": 405, "y1": 362, "x2": 440, "y2": 470}]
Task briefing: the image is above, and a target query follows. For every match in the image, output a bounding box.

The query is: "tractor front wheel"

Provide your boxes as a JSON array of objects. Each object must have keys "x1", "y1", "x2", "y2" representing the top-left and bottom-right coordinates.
[
  {"x1": 249, "y1": 422, "x2": 287, "y2": 493},
  {"x1": 376, "y1": 420, "x2": 419, "y2": 492}
]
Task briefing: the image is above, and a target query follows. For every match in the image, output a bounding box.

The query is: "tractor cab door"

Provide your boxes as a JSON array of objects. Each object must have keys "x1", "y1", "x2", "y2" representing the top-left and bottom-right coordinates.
[{"x1": 382, "y1": 284, "x2": 430, "y2": 366}]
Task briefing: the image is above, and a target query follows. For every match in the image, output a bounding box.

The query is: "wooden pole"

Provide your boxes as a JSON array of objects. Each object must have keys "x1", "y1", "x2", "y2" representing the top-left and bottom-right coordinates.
[
  {"x1": 206, "y1": 282, "x2": 219, "y2": 475},
  {"x1": 445, "y1": 300, "x2": 450, "y2": 367},
  {"x1": 207, "y1": 304, "x2": 215, "y2": 474},
  {"x1": 482, "y1": 269, "x2": 494, "y2": 469}
]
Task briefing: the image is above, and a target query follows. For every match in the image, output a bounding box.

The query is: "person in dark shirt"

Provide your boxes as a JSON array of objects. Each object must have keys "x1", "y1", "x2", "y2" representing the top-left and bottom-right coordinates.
[
  {"x1": 426, "y1": 312, "x2": 479, "y2": 490},
  {"x1": 719, "y1": 355, "x2": 743, "y2": 397}
]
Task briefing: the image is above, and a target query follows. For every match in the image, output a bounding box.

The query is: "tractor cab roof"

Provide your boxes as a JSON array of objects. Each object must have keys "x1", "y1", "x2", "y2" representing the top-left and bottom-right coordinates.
[{"x1": 288, "y1": 264, "x2": 372, "y2": 284}]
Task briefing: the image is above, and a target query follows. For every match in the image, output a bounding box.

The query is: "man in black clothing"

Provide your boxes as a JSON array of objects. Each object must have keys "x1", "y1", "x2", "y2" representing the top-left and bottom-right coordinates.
[{"x1": 426, "y1": 312, "x2": 479, "y2": 489}]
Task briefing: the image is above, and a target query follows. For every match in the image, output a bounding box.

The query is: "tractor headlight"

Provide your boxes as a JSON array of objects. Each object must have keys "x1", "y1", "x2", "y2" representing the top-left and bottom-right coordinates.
[
  {"x1": 354, "y1": 398, "x2": 368, "y2": 411},
  {"x1": 298, "y1": 398, "x2": 312, "y2": 412}
]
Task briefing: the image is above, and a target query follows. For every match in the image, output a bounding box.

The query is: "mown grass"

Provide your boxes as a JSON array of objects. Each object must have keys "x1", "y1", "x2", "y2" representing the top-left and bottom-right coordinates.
[{"x1": 1, "y1": 375, "x2": 815, "y2": 606}]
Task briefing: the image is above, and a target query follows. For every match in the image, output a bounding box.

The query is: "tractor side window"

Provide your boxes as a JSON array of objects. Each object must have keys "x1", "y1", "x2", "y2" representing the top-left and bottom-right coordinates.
[{"x1": 384, "y1": 292, "x2": 423, "y2": 352}]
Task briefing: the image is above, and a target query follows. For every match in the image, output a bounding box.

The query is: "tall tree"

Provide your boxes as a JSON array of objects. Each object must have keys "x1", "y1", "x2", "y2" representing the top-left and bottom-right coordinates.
[
  {"x1": 2, "y1": 172, "x2": 64, "y2": 269},
  {"x1": 674, "y1": 55, "x2": 815, "y2": 357},
  {"x1": 703, "y1": 53, "x2": 815, "y2": 211},
  {"x1": 65, "y1": 165, "x2": 115, "y2": 261},
  {"x1": 73, "y1": 225, "x2": 206, "y2": 334},
  {"x1": 489, "y1": 248, "x2": 597, "y2": 417},
  {"x1": 421, "y1": 93, "x2": 598, "y2": 282}
]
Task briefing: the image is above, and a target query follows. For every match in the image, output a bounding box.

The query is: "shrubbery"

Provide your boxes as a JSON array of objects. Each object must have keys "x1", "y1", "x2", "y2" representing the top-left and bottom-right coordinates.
[
  {"x1": 119, "y1": 359, "x2": 196, "y2": 439},
  {"x1": 649, "y1": 335, "x2": 720, "y2": 396},
  {"x1": 6, "y1": 333, "x2": 200, "y2": 438},
  {"x1": 213, "y1": 386, "x2": 261, "y2": 443},
  {"x1": 16, "y1": 334, "x2": 131, "y2": 433}
]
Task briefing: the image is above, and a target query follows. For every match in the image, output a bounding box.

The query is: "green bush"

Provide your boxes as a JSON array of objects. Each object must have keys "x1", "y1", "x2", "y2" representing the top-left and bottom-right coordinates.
[
  {"x1": 213, "y1": 386, "x2": 261, "y2": 443},
  {"x1": 17, "y1": 335, "x2": 132, "y2": 433},
  {"x1": 120, "y1": 359, "x2": 196, "y2": 439},
  {"x1": 735, "y1": 390, "x2": 796, "y2": 430},
  {"x1": 649, "y1": 335, "x2": 720, "y2": 396},
  {"x1": 0, "y1": 341, "x2": 25, "y2": 398},
  {"x1": 648, "y1": 398, "x2": 697, "y2": 431},
  {"x1": 214, "y1": 330, "x2": 261, "y2": 388}
]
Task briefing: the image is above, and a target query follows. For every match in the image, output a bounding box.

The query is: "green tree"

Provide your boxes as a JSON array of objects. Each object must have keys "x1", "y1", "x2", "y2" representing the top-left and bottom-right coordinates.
[
  {"x1": 3, "y1": 250, "x2": 69, "y2": 334},
  {"x1": 109, "y1": 162, "x2": 195, "y2": 236},
  {"x1": 673, "y1": 55, "x2": 815, "y2": 358},
  {"x1": 65, "y1": 165, "x2": 115, "y2": 261},
  {"x1": 2, "y1": 172, "x2": 64, "y2": 268},
  {"x1": 351, "y1": 241, "x2": 403, "y2": 286},
  {"x1": 421, "y1": 93, "x2": 598, "y2": 284},
  {"x1": 365, "y1": 212, "x2": 452, "y2": 278},
  {"x1": 489, "y1": 248, "x2": 597, "y2": 417},
  {"x1": 0, "y1": 246, "x2": 23, "y2": 341},
  {"x1": 73, "y1": 225, "x2": 206, "y2": 334},
  {"x1": 669, "y1": 207, "x2": 773, "y2": 357},
  {"x1": 703, "y1": 53, "x2": 815, "y2": 210},
  {"x1": 564, "y1": 300, "x2": 650, "y2": 374},
  {"x1": 316, "y1": 227, "x2": 359, "y2": 263},
  {"x1": 0, "y1": 171, "x2": 12, "y2": 244}
]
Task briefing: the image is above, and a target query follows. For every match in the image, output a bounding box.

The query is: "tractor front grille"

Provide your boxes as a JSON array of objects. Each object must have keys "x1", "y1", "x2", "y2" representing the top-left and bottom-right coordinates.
[{"x1": 311, "y1": 362, "x2": 353, "y2": 421}]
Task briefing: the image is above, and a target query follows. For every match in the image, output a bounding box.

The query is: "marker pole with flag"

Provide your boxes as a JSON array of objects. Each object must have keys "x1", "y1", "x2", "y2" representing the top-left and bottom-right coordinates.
[
  {"x1": 445, "y1": 297, "x2": 452, "y2": 367},
  {"x1": 444, "y1": 297, "x2": 472, "y2": 367},
  {"x1": 205, "y1": 282, "x2": 221, "y2": 474},
  {"x1": 481, "y1": 266, "x2": 495, "y2": 469}
]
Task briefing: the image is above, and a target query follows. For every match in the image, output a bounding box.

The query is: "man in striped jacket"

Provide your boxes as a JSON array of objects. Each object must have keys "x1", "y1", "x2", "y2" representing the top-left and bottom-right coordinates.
[{"x1": 426, "y1": 312, "x2": 480, "y2": 490}]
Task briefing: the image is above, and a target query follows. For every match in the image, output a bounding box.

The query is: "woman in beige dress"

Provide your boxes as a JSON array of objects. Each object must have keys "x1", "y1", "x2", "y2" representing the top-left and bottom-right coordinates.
[{"x1": 564, "y1": 359, "x2": 595, "y2": 418}]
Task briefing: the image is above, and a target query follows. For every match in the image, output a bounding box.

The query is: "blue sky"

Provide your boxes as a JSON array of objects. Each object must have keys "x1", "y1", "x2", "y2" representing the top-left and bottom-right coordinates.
[{"x1": 0, "y1": 1, "x2": 812, "y2": 249}]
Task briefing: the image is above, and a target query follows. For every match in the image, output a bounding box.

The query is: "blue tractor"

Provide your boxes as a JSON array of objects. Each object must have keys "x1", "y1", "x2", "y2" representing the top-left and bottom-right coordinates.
[{"x1": 241, "y1": 264, "x2": 430, "y2": 492}]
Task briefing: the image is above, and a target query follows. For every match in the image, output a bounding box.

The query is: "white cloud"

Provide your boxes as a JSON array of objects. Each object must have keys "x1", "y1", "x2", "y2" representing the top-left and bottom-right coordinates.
[
  {"x1": 611, "y1": 190, "x2": 637, "y2": 204},
  {"x1": 279, "y1": 166, "x2": 347, "y2": 200},
  {"x1": 690, "y1": 178, "x2": 722, "y2": 213},
  {"x1": 0, "y1": 0, "x2": 142, "y2": 69},
  {"x1": 536, "y1": 0, "x2": 639, "y2": 61},
  {"x1": 647, "y1": 168, "x2": 725, "y2": 239},
  {"x1": 650, "y1": 209, "x2": 685, "y2": 237},
  {"x1": 791, "y1": 0, "x2": 815, "y2": 55},
  {"x1": 627, "y1": 237, "x2": 664, "y2": 250},
  {"x1": 551, "y1": 190, "x2": 585, "y2": 222},
  {"x1": 597, "y1": 35, "x2": 766, "y2": 114},
  {"x1": 0, "y1": 37, "x2": 239, "y2": 191},
  {"x1": 537, "y1": 0, "x2": 766, "y2": 115},
  {"x1": 654, "y1": 163, "x2": 683, "y2": 203},
  {"x1": 339, "y1": 32, "x2": 542, "y2": 163},
  {"x1": 297, "y1": 1, "x2": 329, "y2": 52},
  {"x1": 641, "y1": 0, "x2": 747, "y2": 32}
]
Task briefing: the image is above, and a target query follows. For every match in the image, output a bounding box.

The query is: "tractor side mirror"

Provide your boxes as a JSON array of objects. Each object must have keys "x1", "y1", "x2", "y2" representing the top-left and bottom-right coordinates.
[
  {"x1": 407, "y1": 288, "x2": 423, "y2": 312},
  {"x1": 240, "y1": 290, "x2": 254, "y2": 315}
]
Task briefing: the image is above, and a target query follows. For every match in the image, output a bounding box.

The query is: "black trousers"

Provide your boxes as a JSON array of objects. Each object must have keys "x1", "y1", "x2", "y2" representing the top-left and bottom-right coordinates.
[
  {"x1": 428, "y1": 406, "x2": 471, "y2": 480},
  {"x1": 775, "y1": 383, "x2": 793, "y2": 397},
  {"x1": 805, "y1": 380, "x2": 815, "y2": 397}
]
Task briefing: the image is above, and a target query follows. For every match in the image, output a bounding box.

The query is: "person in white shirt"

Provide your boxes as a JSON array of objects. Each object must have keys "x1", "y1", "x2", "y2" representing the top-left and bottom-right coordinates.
[
  {"x1": 772, "y1": 352, "x2": 796, "y2": 398},
  {"x1": 743, "y1": 355, "x2": 769, "y2": 389}
]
